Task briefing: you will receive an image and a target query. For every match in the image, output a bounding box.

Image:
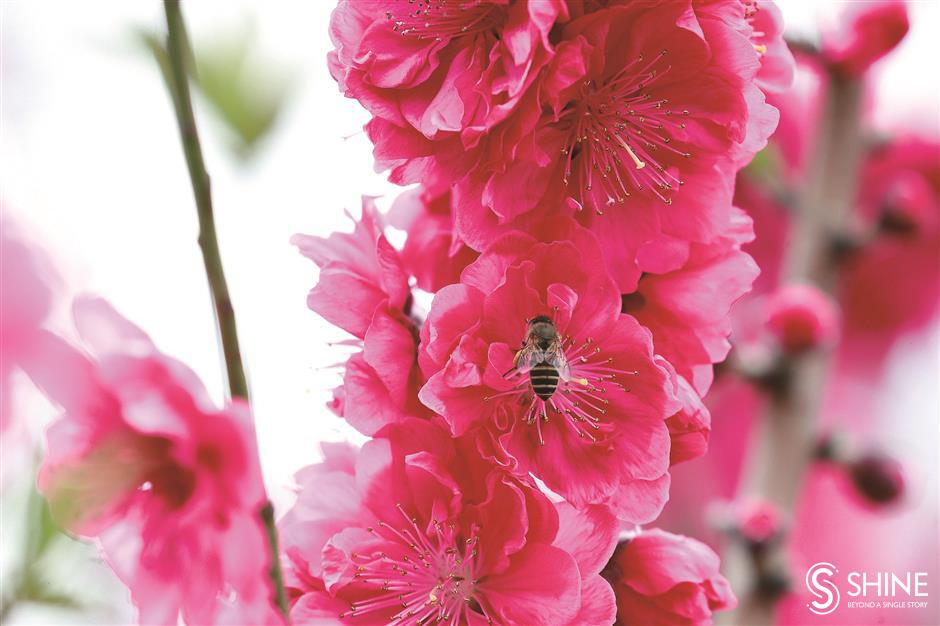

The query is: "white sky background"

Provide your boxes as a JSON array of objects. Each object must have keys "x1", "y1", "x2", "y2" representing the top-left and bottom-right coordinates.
[{"x1": 0, "y1": 1, "x2": 938, "y2": 621}]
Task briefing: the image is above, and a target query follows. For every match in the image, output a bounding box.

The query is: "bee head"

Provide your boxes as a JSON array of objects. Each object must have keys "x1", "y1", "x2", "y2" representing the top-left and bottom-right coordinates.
[
  {"x1": 528, "y1": 314, "x2": 553, "y2": 326},
  {"x1": 527, "y1": 315, "x2": 557, "y2": 348}
]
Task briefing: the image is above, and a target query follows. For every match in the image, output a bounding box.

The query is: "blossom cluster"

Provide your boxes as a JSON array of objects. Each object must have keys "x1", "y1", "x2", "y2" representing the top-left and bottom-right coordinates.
[
  {"x1": 284, "y1": 1, "x2": 793, "y2": 624},
  {"x1": 0, "y1": 1, "x2": 798, "y2": 625}
]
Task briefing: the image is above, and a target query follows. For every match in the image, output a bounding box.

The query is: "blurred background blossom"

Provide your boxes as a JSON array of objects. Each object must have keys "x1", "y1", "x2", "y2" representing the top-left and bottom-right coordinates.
[{"x1": 1, "y1": 1, "x2": 937, "y2": 624}]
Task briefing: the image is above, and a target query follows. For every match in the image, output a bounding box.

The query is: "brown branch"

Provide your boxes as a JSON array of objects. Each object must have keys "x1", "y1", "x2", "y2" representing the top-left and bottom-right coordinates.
[{"x1": 720, "y1": 73, "x2": 866, "y2": 625}]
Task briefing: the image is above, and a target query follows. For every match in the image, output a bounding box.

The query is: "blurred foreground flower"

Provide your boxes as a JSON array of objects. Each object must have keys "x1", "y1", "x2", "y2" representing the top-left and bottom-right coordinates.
[
  {"x1": 24, "y1": 297, "x2": 280, "y2": 625},
  {"x1": 0, "y1": 212, "x2": 58, "y2": 434}
]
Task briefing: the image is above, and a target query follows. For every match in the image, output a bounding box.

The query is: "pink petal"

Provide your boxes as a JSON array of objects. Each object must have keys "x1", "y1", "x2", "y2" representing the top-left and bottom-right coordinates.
[{"x1": 479, "y1": 544, "x2": 581, "y2": 626}]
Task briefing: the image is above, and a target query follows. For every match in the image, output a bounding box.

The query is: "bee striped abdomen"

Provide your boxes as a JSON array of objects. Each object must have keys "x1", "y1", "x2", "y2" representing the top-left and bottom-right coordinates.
[{"x1": 529, "y1": 361, "x2": 560, "y2": 400}]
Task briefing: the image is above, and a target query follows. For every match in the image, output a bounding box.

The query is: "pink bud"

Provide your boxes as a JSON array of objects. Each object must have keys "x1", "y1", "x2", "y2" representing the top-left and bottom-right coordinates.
[
  {"x1": 878, "y1": 171, "x2": 935, "y2": 235},
  {"x1": 848, "y1": 452, "x2": 906, "y2": 506},
  {"x1": 765, "y1": 284, "x2": 839, "y2": 353},
  {"x1": 823, "y1": 0, "x2": 910, "y2": 77},
  {"x1": 737, "y1": 500, "x2": 785, "y2": 545}
]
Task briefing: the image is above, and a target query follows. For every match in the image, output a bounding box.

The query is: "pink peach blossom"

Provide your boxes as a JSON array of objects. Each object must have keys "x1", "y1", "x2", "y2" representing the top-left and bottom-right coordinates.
[
  {"x1": 387, "y1": 186, "x2": 479, "y2": 293},
  {"x1": 279, "y1": 428, "x2": 614, "y2": 625},
  {"x1": 745, "y1": 1, "x2": 795, "y2": 94},
  {"x1": 615, "y1": 207, "x2": 758, "y2": 465},
  {"x1": 329, "y1": 0, "x2": 565, "y2": 141},
  {"x1": 822, "y1": 0, "x2": 910, "y2": 78},
  {"x1": 292, "y1": 198, "x2": 429, "y2": 435},
  {"x1": 26, "y1": 297, "x2": 278, "y2": 625},
  {"x1": 602, "y1": 529, "x2": 737, "y2": 626},
  {"x1": 663, "y1": 369, "x2": 712, "y2": 466},
  {"x1": 381, "y1": 417, "x2": 620, "y2": 625},
  {"x1": 623, "y1": 207, "x2": 759, "y2": 395},
  {"x1": 367, "y1": 1, "x2": 786, "y2": 291},
  {"x1": 417, "y1": 219, "x2": 677, "y2": 522},
  {"x1": 291, "y1": 197, "x2": 409, "y2": 339}
]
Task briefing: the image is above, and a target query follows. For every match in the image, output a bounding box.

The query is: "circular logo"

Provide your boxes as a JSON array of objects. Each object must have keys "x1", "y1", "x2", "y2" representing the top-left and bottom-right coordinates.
[{"x1": 806, "y1": 562, "x2": 841, "y2": 615}]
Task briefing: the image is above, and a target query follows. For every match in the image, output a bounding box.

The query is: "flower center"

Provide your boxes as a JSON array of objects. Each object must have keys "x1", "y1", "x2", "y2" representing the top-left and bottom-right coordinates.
[
  {"x1": 385, "y1": 0, "x2": 504, "y2": 42},
  {"x1": 559, "y1": 49, "x2": 691, "y2": 215},
  {"x1": 744, "y1": 1, "x2": 769, "y2": 54},
  {"x1": 148, "y1": 462, "x2": 196, "y2": 510},
  {"x1": 486, "y1": 335, "x2": 639, "y2": 446},
  {"x1": 136, "y1": 436, "x2": 196, "y2": 510},
  {"x1": 341, "y1": 504, "x2": 493, "y2": 625}
]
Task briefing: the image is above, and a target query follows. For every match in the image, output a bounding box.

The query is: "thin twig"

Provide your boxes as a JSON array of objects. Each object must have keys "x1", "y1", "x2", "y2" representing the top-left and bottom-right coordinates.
[
  {"x1": 162, "y1": 1, "x2": 289, "y2": 619},
  {"x1": 162, "y1": 0, "x2": 247, "y2": 400},
  {"x1": 261, "y1": 502, "x2": 290, "y2": 617}
]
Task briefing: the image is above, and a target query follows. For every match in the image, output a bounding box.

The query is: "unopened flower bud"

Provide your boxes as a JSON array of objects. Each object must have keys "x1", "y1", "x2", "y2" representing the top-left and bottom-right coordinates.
[
  {"x1": 737, "y1": 500, "x2": 785, "y2": 547},
  {"x1": 848, "y1": 452, "x2": 906, "y2": 506},
  {"x1": 878, "y1": 172, "x2": 934, "y2": 235},
  {"x1": 714, "y1": 499, "x2": 786, "y2": 551},
  {"x1": 765, "y1": 284, "x2": 839, "y2": 354}
]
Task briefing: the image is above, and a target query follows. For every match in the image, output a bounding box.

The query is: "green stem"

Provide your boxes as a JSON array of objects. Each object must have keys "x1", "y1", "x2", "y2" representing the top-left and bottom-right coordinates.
[
  {"x1": 162, "y1": 0, "x2": 247, "y2": 401},
  {"x1": 162, "y1": 1, "x2": 288, "y2": 620},
  {"x1": 261, "y1": 502, "x2": 290, "y2": 616}
]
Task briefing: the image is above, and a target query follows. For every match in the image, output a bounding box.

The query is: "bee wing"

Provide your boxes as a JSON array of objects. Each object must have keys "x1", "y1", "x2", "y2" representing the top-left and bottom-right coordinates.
[
  {"x1": 513, "y1": 348, "x2": 543, "y2": 374},
  {"x1": 544, "y1": 346, "x2": 571, "y2": 380}
]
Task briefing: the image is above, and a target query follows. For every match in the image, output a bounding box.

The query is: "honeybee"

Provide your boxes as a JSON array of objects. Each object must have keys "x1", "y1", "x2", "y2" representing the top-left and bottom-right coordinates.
[{"x1": 512, "y1": 315, "x2": 570, "y2": 400}]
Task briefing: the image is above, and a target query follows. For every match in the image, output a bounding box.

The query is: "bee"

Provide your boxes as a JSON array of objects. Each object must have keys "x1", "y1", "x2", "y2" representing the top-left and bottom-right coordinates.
[{"x1": 512, "y1": 315, "x2": 570, "y2": 400}]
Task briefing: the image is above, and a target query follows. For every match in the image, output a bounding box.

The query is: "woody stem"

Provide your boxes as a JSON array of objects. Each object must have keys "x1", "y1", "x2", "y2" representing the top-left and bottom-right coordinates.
[{"x1": 720, "y1": 71, "x2": 866, "y2": 624}]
